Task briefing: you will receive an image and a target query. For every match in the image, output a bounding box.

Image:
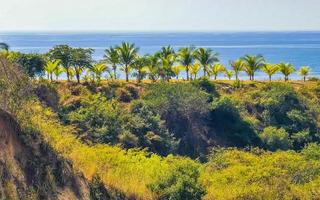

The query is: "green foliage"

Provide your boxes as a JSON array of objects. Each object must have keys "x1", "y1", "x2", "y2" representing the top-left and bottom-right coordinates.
[
  {"x1": 8, "y1": 52, "x2": 45, "y2": 77},
  {"x1": 148, "y1": 157, "x2": 205, "y2": 200},
  {"x1": 201, "y1": 148, "x2": 320, "y2": 200},
  {"x1": 210, "y1": 97, "x2": 259, "y2": 147},
  {"x1": 142, "y1": 82, "x2": 210, "y2": 157},
  {"x1": 260, "y1": 126, "x2": 292, "y2": 151},
  {"x1": 248, "y1": 82, "x2": 319, "y2": 149}
]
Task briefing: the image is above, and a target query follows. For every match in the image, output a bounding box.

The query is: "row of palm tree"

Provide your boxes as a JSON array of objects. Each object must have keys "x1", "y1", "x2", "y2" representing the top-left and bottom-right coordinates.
[{"x1": 0, "y1": 41, "x2": 312, "y2": 82}]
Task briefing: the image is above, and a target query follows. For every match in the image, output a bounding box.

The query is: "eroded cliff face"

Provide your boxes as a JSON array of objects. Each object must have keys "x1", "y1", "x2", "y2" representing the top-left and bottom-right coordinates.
[{"x1": 0, "y1": 109, "x2": 91, "y2": 200}]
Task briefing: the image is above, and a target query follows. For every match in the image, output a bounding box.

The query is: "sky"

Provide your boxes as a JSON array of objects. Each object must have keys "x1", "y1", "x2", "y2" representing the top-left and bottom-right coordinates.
[{"x1": 0, "y1": 0, "x2": 320, "y2": 32}]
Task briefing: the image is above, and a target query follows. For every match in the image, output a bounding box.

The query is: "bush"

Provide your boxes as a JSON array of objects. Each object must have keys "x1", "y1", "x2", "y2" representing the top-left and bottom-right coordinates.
[
  {"x1": 210, "y1": 97, "x2": 259, "y2": 147},
  {"x1": 148, "y1": 157, "x2": 205, "y2": 200},
  {"x1": 260, "y1": 126, "x2": 292, "y2": 151}
]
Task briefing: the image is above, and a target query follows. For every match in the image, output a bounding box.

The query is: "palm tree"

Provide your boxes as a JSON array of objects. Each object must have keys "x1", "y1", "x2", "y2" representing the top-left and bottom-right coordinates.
[
  {"x1": 230, "y1": 59, "x2": 245, "y2": 80},
  {"x1": 241, "y1": 55, "x2": 265, "y2": 80},
  {"x1": 261, "y1": 64, "x2": 279, "y2": 81},
  {"x1": 194, "y1": 48, "x2": 219, "y2": 77},
  {"x1": 89, "y1": 63, "x2": 108, "y2": 82},
  {"x1": 68, "y1": 68, "x2": 76, "y2": 81},
  {"x1": 44, "y1": 60, "x2": 60, "y2": 81},
  {"x1": 72, "y1": 48, "x2": 93, "y2": 83},
  {"x1": 156, "y1": 47, "x2": 176, "y2": 81},
  {"x1": 224, "y1": 70, "x2": 234, "y2": 80},
  {"x1": 299, "y1": 66, "x2": 310, "y2": 82},
  {"x1": 190, "y1": 63, "x2": 201, "y2": 79},
  {"x1": 132, "y1": 55, "x2": 149, "y2": 83},
  {"x1": 210, "y1": 63, "x2": 225, "y2": 80},
  {"x1": 278, "y1": 62, "x2": 295, "y2": 81},
  {"x1": 117, "y1": 42, "x2": 139, "y2": 82},
  {"x1": 171, "y1": 65, "x2": 185, "y2": 80},
  {"x1": 0, "y1": 43, "x2": 9, "y2": 51},
  {"x1": 178, "y1": 47, "x2": 195, "y2": 81},
  {"x1": 53, "y1": 65, "x2": 65, "y2": 81},
  {"x1": 104, "y1": 47, "x2": 120, "y2": 79},
  {"x1": 145, "y1": 54, "x2": 160, "y2": 82}
]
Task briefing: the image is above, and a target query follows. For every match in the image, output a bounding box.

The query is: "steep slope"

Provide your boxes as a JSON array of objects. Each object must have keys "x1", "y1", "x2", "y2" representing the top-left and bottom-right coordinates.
[{"x1": 0, "y1": 109, "x2": 91, "y2": 200}]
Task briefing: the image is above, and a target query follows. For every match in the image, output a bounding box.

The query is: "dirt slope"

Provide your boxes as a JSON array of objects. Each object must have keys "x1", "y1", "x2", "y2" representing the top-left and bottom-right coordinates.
[{"x1": 0, "y1": 109, "x2": 91, "y2": 200}]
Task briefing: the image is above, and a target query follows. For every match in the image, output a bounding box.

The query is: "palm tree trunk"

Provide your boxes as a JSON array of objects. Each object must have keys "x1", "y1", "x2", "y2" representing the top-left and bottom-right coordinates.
[
  {"x1": 214, "y1": 74, "x2": 217, "y2": 80},
  {"x1": 76, "y1": 73, "x2": 80, "y2": 84},
  {"x1": 50, "y1": 74, "x2": 53, "y2": 82},
  {"x1": 235, "y1": 72, "x2": 239, "y2": 80},
  {"x1": 269, "y1": 75, "x2": 271, "y2": 82},
  {"x1": 125, "y1": 65, "x2": 129, "y2": 82},
  {"x1": 203, "y1": 66, "x2": 207, "y2": 77},
  {"x1": 304, "y1": 76, "x2": 306, "y2": 82},
  {"x1": 113, "y1": 65, "x2": 117, "y2": 79},
  {"x1": 186, "y1": 68, "x2": 189, "y2": 81},
  {"x1": 66, "y1": 69, "x2": 70, "y2": 82}
]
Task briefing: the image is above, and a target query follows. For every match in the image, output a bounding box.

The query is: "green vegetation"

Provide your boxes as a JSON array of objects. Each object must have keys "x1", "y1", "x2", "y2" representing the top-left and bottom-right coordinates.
[{"x1": 1, "y1": 42, "x2": 320, "y2": 199}]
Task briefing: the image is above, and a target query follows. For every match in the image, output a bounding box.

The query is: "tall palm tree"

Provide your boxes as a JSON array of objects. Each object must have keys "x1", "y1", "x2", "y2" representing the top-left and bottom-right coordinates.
[
  {"x1": 178, "y1": 47, "x2": 195, "y2": 81},
  {"x1": 224, "y1": 70, "x2": 234, "y2": 80},
  {"x1": 241, "y1": 55, "x2": 265, "y2": 80},
  {"x1": 194, "y1": 48, "x2": 219, "y2": 77},
  {"x1": 278, "y1": 62, "x2": 295, "y2": 81},
  {"x1": 210, "y1": 63, "x2": 225, "y2": 80},
  {"x1": 53, "y1": 65, "x2": 65, "y2": 81},
  {"x1": 117, "y1": 42, "x2": 139, "y2": 82},
  {"x1": 0, "y1": 43, "x2": 9, "y2": 51},
  {"x1": 44, "y1": 60, "x2": 60, "y2": 81},
  {"x1": 104, "y1": 47, "x2": 120, "y2": 79},
  {"x1": 261, "y1": 64, "x2": 279, "y2": 81},
  {"x1": 89, "y1": 63, "x2": 108, "y2": 82},
  {"x1": 190, "y1": 63, "x2": 201, "y2": 79},
  {"x1": 171, "y1": 65, "x2": 185, "y2": 80},
  {"x1": 230, "y1": 59, "x2": 245, "y2": 80},
  {"x1": 299, "y1": 66, "x2": 310, "y2": 82}
]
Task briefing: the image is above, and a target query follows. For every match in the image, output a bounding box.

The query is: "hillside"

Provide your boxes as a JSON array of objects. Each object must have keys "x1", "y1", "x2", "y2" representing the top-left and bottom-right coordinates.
[{"x1": 0, "y1": 108, "x2": 91, "y2": 200}]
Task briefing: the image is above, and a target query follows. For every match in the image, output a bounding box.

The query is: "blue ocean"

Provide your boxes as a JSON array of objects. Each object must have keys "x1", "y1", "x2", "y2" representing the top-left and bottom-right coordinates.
[{"x1": 0, "y1": 32, "x2": 319, "y2": 80}]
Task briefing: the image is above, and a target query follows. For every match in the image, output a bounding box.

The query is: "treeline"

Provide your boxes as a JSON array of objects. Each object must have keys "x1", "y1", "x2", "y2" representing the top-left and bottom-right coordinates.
[{"x1": 0, "y1": 42, "x2": 312, "y2": 82}]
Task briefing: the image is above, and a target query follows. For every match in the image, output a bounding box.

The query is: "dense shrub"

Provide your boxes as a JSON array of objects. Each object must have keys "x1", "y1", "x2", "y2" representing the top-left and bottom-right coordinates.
[
  {"x1": 209, "y1": 97, "x2": 260, "y2": 147},
  {"x1": 259, "y1": 126, "x2": 292, "y2": 151}
]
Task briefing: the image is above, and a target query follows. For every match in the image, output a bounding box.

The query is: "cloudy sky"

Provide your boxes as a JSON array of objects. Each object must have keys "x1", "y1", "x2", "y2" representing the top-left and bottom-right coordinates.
[{"x1": 0, "y1": 0, "x2": 319, "y2": 32}]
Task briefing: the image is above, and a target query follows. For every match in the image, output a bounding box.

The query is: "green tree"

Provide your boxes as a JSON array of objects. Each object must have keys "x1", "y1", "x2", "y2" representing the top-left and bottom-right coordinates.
[
  {"x1": 260, "y1": 126, "x2": 292, "y2": 151},
  {"x1": 278, "y1": 62, "x2": 295, "y2": 81},
  {"x1": 72, "y1": 48, "x2": 93, "y2": 83},
  {"x1": 261, "y1": 64, "x2": 279, "y2": 81},
  {"x1": 104, "y1": 47, "x2": 120, "y2": 79},
  {"x1": 190, "y1": 63, "x2": 201, "y2": 79},
  {"x1": 0, "y1": 42, "x2": 9, "y2": 51},
  {"x1": 48, "y1": 45, "x2": 74, "y2": 81},
  {"x1": 178, "y1": 47, "x2": 195, "y2": 81},
  {"x1": 53, "y1": 65, "x2": 64, "y2": 80},
  {"x1": 117, "y1": 42, "x2": 139, "y2": 82},
  {"x1": 145, "y1": 54, "x2": 160, "y2": 82},
  {"x1": 89, "y1": 63, "x2": 108, "y2": 82},
  {"x1": 241, "y1": 54, "x2": 265, "y2": 80},
  {"x1": 132, "y1": 55, "x2": 149, "y2": 83},
  {"x1": 210, "y1": 63, "x2": 225, "y2": 80},
  {"x1": 230, "y1": 59, "x2": 245, "y2": 80},
  {"x1": 44, "y1": 60, "x2": 60, "y2": 81},
  {"x1": 172, "y1": 65, "x2": 185, "y2": 80},
  {"x1": 299, "y1": 66, "x2": 310, "y2": 82},
  {"x1": 224, "y1": 70, "x2": 234, "y2": 80},
  {"x1": 194, "y1": 48, "x2": 219, "y2": 77}
]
